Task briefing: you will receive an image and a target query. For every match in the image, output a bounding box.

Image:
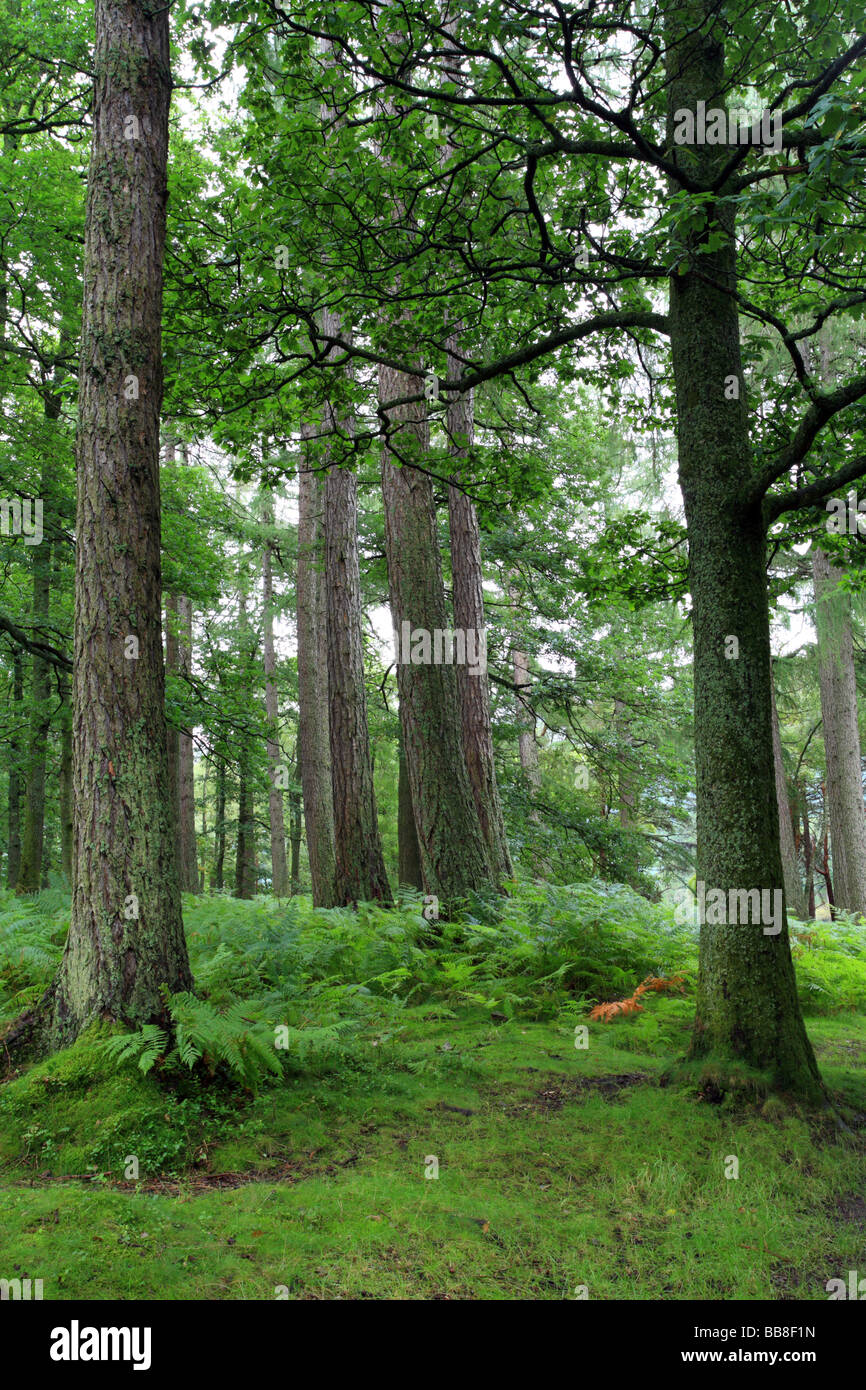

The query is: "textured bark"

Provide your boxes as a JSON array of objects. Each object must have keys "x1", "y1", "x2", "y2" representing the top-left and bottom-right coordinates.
[
  {"x1": 234, "y1": 757, "x2": 255, "y2": 898},
  {"x1": 175, "y1": 590, "x2": 197, "y2": 892},
  {"x1": 812, "y1": 547, "x2": 866, "y2": 916},
  {"x1": 59, "y1": 670, "x2": 73, "y2": 884},
  {"x1": 163, "y1": 437, "x2": 198, "y2": 894},
  {"x1": 802, "y1": 787, "x2": 815, "y2": 918},
  {"x1": 666, "y1": 2, "x2": 820, "y2": 1096},
  {"x1": 164, "y1": 587, "x2": 180, "y2": 870},
  {"x1": 771, "y1": 672, "x2": 806, "y2": 919},
  {"x1": 212, "y1": 755, "x2": 226, "y2": 892},
  {"x1": 510, "y1": 608, "x2": 540, "y2": 791},
  {"x1": 397, "y1": 724, "x2": 423, "y2": 889},
  {"x1": 6, "y1": 649, "x2": 23, "y2": 888},
  {"x1": 447, "y1": 386, "x2": 512, "y2": 879},
  {"x1": 27, "y1": 0, "x2": 193, "y2": 1050},
  {"x1": 289, "y1": 755, "x2": 302, "y2": 894},
  {"x1": 297, "y1": 443, "x2": 337, "y2": 906},
  {"x1": 17, "y1": 531, "x2": 51, "y2": 893},
  {"x1": 380, "y1": 362, "x2": 495, "y2": 905},
  {"x1": 234, "y1": 572, "x2": 256, "y2": 899},
  {"x1": 325, "y1": 423, "x2": 391, "y2": 905},
  {"x1": 261, "y1": 492, "x2": 289, "y2": 896}
]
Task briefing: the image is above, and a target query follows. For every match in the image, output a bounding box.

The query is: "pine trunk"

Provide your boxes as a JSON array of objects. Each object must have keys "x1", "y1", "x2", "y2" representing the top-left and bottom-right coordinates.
[
  {"x1": 812, "y1": 547, "x2": 866, "y2": 916},
  {"x1": 447, "y1": 384, "x2": 512, "y2": 879},
  {"x1": 17, "y1": 533, "x2": 51, "y2": 893},
  {"x1": 771, "y1": 671, "x2": 806, "y2": 919},
  {"x1": 297, "y1": 443, "x2": 337, "y2": 906},
  {"x1": 59, "y1": 670, "x2": 73, "y2": 884},
  {"x1": 380, "y1": 362, "x2": 495, "y2": 906},
  {"x1": 262, "y1": 492, "x2": 289, "y2": 896},
  {"x1": 6, "y1": 649, "x2": 23, "y2": 888},
  {"x1": 666, "y1": 2, "x2": 820, "y2": 1097},
  {"x1": 26, "y1": 0, "x2": 193, "y2": 1051},
  {"x1": 397, "y1": 725, "x2": 423, "y2": 890},
  {"x1": 326, "y1": 445, "x2": 391, "y2": 904}
]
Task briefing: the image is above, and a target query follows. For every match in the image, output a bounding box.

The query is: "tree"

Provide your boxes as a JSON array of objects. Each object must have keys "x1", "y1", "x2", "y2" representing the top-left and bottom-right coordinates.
[
  {"x1": 7, "y1": 0, "x2": 193, "y2": 1053},
  {"x1": 771, "y1": 667, "x2": 807, "y2": 920},
  {"x1": 297, "y1": 439, "x2": 337, "y2": 906},
  {"x1": 812, "y1": 547, "x2": 866, "y2": 916},
  {"x1": 324, "y1": 413, "x2": 392, "y2": 904},
  {"x1": 261, "y1": 487, "x2": 289, "y2": 896},
  {"x1": 380, "y1": 362, "x2": 497, "y2": 904}
]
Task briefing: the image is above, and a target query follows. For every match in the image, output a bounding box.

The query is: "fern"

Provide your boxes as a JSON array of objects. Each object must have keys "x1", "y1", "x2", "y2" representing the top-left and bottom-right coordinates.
[{"x1": 102, "y1": 1024, "x2": 169, "y2": 1073}]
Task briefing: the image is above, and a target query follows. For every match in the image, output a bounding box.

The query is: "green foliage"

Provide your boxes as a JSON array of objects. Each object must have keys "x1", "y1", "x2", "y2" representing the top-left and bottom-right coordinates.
[{"x1": 790, "y1": 916, "x2": 866, "y2": 1015}]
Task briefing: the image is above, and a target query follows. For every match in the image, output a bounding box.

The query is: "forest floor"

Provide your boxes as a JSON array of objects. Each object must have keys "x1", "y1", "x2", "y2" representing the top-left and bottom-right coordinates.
[{"x1": 1, "y1": 1001, "x2": 865, "y2": 1299}]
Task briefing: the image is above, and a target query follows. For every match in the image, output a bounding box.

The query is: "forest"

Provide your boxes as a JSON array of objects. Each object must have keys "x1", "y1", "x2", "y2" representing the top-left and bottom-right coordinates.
[{"x1": 1, "y1": 0, "x2": 866, "y2": 1324}]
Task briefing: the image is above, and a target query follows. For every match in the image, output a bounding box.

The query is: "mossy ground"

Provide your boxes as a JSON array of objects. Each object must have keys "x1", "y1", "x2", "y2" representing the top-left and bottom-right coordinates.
[{"x1": 2, "y1": 998, "x2": 865, "y2": 1300}]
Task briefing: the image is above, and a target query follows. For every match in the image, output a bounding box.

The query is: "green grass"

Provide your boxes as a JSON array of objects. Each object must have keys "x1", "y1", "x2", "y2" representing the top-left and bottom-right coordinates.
[
  {"x1": 2, "y1": 1001, "x2": 865, "y2": 1299},
  {"x1": 1, "y1": 887, "x2": 865, "y2": 1299}
]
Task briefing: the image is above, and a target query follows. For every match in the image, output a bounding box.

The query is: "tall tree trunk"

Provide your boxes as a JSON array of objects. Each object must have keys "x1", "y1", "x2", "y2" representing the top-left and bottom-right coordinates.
[
  {"x1": 380, "y1": 363, "x2": 495, "y2": 906},
  {"x1": 510, "y1": 605, "x2": 540, "y2": 791},
  {"x1": 289, "y1": 753, "x2": 302, "y2": 895},
  {"x1": 802, "y1": 786, "x2": 815, "y2": 919},
  {"x1": 297, "y1": 443, "x2": 337, "y2": 906},
  {"x1": 17, "y1": 530, "x2": 51, "y2": 893},
  {"x1": 234, "y1": 570, "x2": 256, "y2": 899},
  {"x1": 812, "y1": 547, "x2": 866, "y2": 916},
  {"x1": 261, "y1": 490, "x2": 289, "y2": 896},
  {"x1": 771, "y1": 670, "x2": 806, "y2": 919},
  {"x1": 175, "y1": 588, "x2": 197, "y2": 892},
  {"x1": 163, "y1": 437, "x2": 198, "y2": 894},
  {"x1": 212, "y1": 755, "x2": 226, "y2": 892},
  {"x1": 6, "y1": 649, "x2": 23, "y2": 888},
  {"x1": 324, "y1": 398, "x2": 391, "y2": 904},
  {"x1": 447, "y1": 434, "x2": 512, "y2": 878},
  {"x1": 15, "y1": 0, "x2": 193, "y2": 1052},
  {"x1": 234, "y1": 757, "x2": 255, "y2": 898},
  {"x1": 59, "y1": 670, "x2": 73, "y2": 885},
  {"x1": 666, "y1": 2, "x2": 820, "y2": 1096},
  {"x1": 397, "y1": 724, "x2": 423, "y2": 890}
]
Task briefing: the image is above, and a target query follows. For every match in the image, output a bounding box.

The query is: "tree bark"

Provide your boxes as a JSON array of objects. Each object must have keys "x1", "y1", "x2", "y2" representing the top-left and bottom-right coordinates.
[
  {"x1": 59, "y1": 669, "x2": 73, "y2": 884},
  {"x1": 261, "y1": 490, "x2": 289, "y2": 896},
  {"x1": 15, "y1": 0, "x2": 193, "y2": 1052},
  {"x1": 212, "y1": 755, "x2": 226, "y2": 892},
  {"x1": 812, "y1": 547, "x2": 866, "y2": 917},
  {"x1": 325, "y1": 400, "x2": 391, "y2": 904},
  {"x1": 447, "y1": 412, "x2": 512, "y2": 879},
  {"x1": 289, "y1": 753, "x2": 302, "y2": 895},
  {"x1": 771, "y1": 670, "x2": 807, "y2": 919},
  {"x1": 397, "y1": 724, "x2": 423, "y2": 889},
  {"x1": 163, "y1": 437, "x2": 198, "y2": 894},
  {"x1": 6, "y1": 648, "x2": 23, "y2": 889},
  {"x1": 380, "y1": 361, "x2": 496, "y2": 906},
  {"x1": 802, "y1": 785, "x2": 815, "y2": 919},
  {"x1": 17, "y1": 531, "x2": 51, "y2": 893},
  {"x1": 297, "y1": 441, "x2": 337, "y2": 906},
  {"x1": 666, "y1": 2, "x2": 820, "y2": 1097},
  {"x1": 234, "y1": 564, "x2": 256, "y2": 899}
]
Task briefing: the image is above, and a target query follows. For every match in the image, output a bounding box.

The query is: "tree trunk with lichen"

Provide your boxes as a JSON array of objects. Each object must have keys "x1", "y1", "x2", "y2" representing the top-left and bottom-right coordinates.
[
  {"x1": 380, "y1": 362, "x2": 495, "y2": 907},
  {"x1": 4, "y1": 0, "x2": 194, "y2": 1055},
  {"x1": 666, "y1": 0, "x2": 820, "y2": 1098}
]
